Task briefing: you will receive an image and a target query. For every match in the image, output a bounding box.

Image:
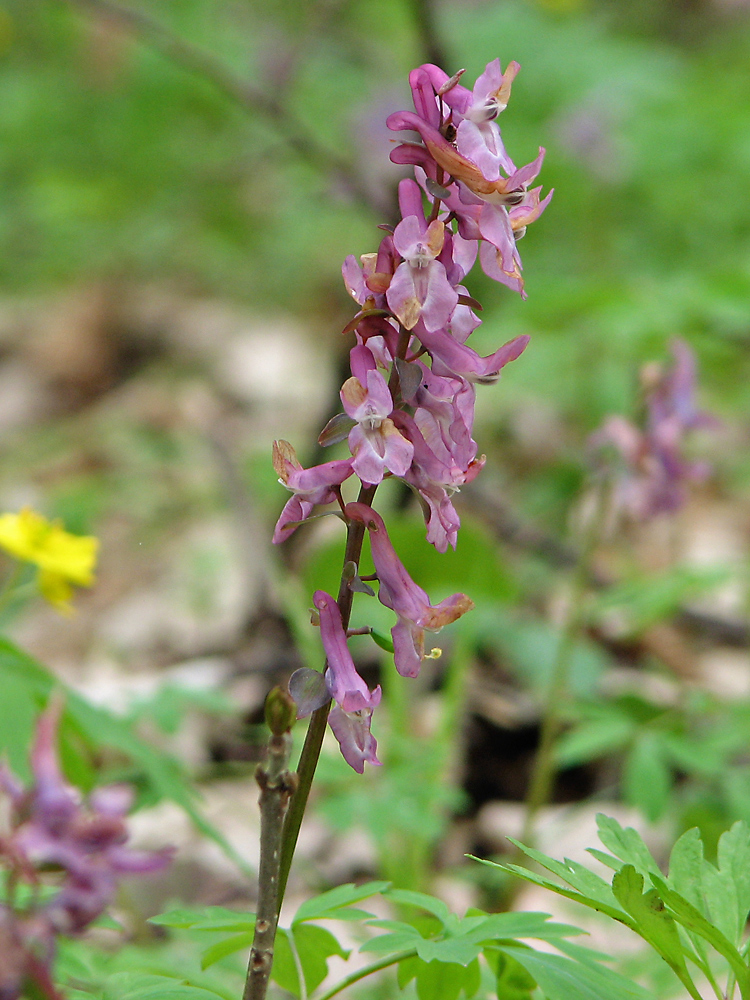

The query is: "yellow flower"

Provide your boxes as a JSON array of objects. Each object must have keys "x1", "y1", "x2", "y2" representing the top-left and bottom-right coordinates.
[{"x1": 0, "y1": 508, "x2": 99, "y2": 613}]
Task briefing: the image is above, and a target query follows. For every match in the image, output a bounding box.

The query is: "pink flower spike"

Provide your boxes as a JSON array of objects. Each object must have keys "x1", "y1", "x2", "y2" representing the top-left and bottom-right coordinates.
[
  {"x1": 313, "y1": 590, "x2": 381, "y2": 772},
  {"x1": 345, "y1": 504, "x2": 474, "y2": 676}
]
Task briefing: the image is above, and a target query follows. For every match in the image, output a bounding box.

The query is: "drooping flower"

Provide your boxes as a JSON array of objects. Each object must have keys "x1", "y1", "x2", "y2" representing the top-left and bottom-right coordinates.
[
  {"x1": 272, "y1": 440, "x2": 354, "y2": 542},
  {"x1": 346, "y1": 503, "x2": 474, "y2": 676},
  {"x1": 0, "y1": 509, "x2": 98, "y2": 614},
  {"x1": 313, "y1": 591, "x2": 382, "y2": 772}
]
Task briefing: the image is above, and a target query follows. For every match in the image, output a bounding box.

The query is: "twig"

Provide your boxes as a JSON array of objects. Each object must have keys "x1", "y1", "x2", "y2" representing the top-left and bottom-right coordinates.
[
  {"x1": 520, "y1": 484, "x2": 608, "y2": 847},
  {"x1": 276, "y1": 480, "x2": 378, "y2": 903},
  {"x1": 60, "y1": 0, "x2": 389, "y2": 216},
  {"x1": 244, "y1": 721, "x2": 297, "y2": 1000}
]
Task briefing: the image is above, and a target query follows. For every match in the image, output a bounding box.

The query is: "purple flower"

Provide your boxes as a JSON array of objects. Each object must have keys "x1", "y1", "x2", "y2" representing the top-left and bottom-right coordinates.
[
  {"x1": 0, "y1": 703, "x2": 173, "y2": 999},
  {"x1": 418, "y1": 327, "x2": 530, "y2": 385},
  {"x1": 340, "y1": 369, "x2": 414, "y2": 484},
  {"x1": 590, "y1": 340, "x2": 717, "y2": 520},
  {"x1": 272, "y1": 440, "x2": 354, "y2": 541},
  {"x1": 346, "y1": 504, "x2": 474, "y2": 676},
  {"x1": 386, "y1": 61, "x2": 551, "y2": 297},
  {"x1": 313, "y1": 591, "x2": 382, "y2": 773}
]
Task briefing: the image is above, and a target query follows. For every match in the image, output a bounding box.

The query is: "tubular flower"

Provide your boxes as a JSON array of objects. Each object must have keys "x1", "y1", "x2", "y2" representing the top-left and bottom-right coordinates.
[
  {"x1": 346, "y1": 504, "x2": 474, "y2": 676},
  {"x1": 314, "y1": 590, "x2": 382, "y2": 772},
  {"x1": 340, "y1": 370, "x2": 413, "y2": 484},
  {"x1": 272, "y1": 440, "x2": 353, "y2": 542}
]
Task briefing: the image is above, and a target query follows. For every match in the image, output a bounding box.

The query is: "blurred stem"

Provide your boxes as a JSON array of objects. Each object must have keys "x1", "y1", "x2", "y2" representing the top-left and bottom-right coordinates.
[
  {"x1": 410, "y1": 0, "x2": 449, "y2": 70},
  {"x1": 316, "y1": 948, "x2": 417, "y2": 1000},
  {"x1": 520, "y1": 485, "x2": 608, "y2": 848},
  {"x1": 60, "y1": 0, "x2": 388, "y2": 216},
  {"x1": 0, "y1": 561, "x2": 24, "y2": 616},
  {"x1": 277, "y1": 482, "x2": 378, "y2": 904}
]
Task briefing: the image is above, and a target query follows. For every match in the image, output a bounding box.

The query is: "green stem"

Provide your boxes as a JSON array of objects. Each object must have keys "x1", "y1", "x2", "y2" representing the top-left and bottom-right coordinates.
[
  {"x1": 277, "y1": 324, "x2": 412, "y2": 905},
  {"x1": 315, "y1": 948, "x2": 417, "y2": 1000},
  {"x1": 520, "y1": 486, "x2": 608, "y2": 847},
  {"x1": 276, "y1": 482, "x2": 377, "y2": 903}
]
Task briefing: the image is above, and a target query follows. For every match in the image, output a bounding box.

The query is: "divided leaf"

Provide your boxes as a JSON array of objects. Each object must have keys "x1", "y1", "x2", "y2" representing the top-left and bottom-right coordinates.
[
  {"x1": 293, "y1": 880, "x2": 389, "y2": 924},
  {"x1": 596, "y1": 814, "x2": 661, "y2": 876}
]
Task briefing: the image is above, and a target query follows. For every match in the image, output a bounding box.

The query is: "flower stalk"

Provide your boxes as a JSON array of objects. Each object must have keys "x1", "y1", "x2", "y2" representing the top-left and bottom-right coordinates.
[{"x1": 244, "y1": 689, "x2": 298, "y2": 1000}]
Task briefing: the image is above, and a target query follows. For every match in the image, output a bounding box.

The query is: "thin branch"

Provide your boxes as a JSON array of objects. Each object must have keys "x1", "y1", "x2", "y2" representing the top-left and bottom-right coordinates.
[
  {"x1": 60, "y1": 0, "x2": 389, "y2": 216},
  {"x1": 244, "y1": 728, "x2": 296, "y2": 1000}
]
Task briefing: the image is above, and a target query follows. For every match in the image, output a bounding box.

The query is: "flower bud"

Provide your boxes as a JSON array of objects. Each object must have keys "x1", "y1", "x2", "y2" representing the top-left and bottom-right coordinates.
[{"x1": 264, "y1": 686, "x2": 298, "y2": 735}]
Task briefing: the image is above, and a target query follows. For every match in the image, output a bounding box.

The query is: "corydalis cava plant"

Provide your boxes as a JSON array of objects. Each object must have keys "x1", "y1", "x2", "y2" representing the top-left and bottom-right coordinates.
[{"x1": 274, "y1": 58, "x2": 551, "y2": 771}]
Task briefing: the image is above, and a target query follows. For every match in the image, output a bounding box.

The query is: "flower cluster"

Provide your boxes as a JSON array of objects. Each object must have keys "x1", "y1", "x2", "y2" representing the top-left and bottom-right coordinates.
[
  {"x1": 0, "y1": 704, "x2": 173, "y2": 1000},
  {"x1": 590, "y1": 339, "x2": 717, "y2": 521},
  {"x1": 275, "y1": 59, "x2": 550, "y2": 771}
]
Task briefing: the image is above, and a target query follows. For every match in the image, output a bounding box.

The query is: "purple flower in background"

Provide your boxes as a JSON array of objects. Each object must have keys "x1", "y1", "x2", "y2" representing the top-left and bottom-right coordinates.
[
  {"x1": 346, "y1": 503, "x2": 474, "y2": 676},
  {"x1": 590, "y1": 339, "x2": 717, "y2": 520},
  {"x1": 0, "y1": 703, "x2": 173, "y2": 1000}
]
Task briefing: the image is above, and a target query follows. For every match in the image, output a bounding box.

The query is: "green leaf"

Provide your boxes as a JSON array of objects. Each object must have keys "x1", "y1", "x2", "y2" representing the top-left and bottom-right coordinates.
[
  {"x1": 486, "y1": 844, "x2": 625, "y2": 914},
  {"x1": 717, "y1": 821, "x2": 750, "y2": 941},
  {"x1": 411, "y1": 956, "x2": 480, "y2": 1000},
  {"x1": 101, "y1": 973, "x2": 225, "y2": 1000},
  {"x1": 200, "y1": 933, "x2": 254, "y2": 970},
  {"x1": 292, "y1": 881, "x2": 389, "y2": 924},
  {"x1": 473, "y1": 856, "x2": 630, "y2": 928},
  {"x1": 495, "y1": 951, "x2": 536, "y2": 1000},
  {"x1": 555, "y1": 715, "x2": 634, "y2": 767},
  {"x1": 397, "y1": 955, "x2": 421, "y2": 989},
  {"x1": 0, "y1": 670, "x2": 41, "y2": 780},
  {"x1": 623, "y1": 733, "x2": 672, "y2": 822},
  {"x1": 369, "y1": 628, "x2": 394, "y2": 653},
  {"x1": 149, "y1": 907, "x2": 255, "y2": 932},
  {"x1": 459, "y1": 911, "x2": 584, "y2": 944},
  {"x1": 272, "y1": 925, "x2": 348, "y2": 997},
  {"x1": 415, "y1": 937, "x2": 481, "y2": 967},
  {"x1": 360, "y1": 926, "x2": 422, "y2": 955},
  {"x1": 611, "y1": 866, "x2": 700, "y2": 1000},
  {"x1": 501, "y1": 946, "x2": 653, "y2": 1000},
  {"x1": 667, "y1": 828, "x2": 704, "y2": 910},
  {"x1": 595, "y1": 814, "x2": 662, "y2": 876},
  {"x1": 384, "y1": 888, "x2": 452, "y2": 926},
  {"x1": 649, "y1": 875, "x2": 750, "y2": 995}
]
